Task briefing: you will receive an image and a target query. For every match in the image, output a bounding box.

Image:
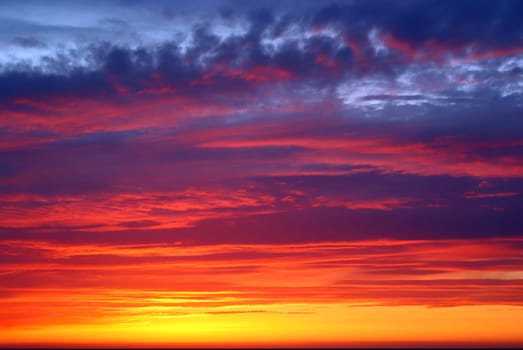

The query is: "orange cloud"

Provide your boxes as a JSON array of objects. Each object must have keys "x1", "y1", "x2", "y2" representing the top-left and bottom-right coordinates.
[
  {"x1": 464, "y1": 191, "x2": 519, "y2": 199},
  {"x1": 1, "y1": 238, "x2": 523, "y2": 345},
  {"x1": 197, "y1": 132, "x2": 523, "y2": 178},
  {"x1": 0, "y1": 189, "x2": 276, "y2": 231}
]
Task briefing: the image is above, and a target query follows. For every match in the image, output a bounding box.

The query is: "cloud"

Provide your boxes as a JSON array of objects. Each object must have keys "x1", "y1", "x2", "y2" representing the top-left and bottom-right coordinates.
[
  {"x1": 0, "y1": 0, "x2": 521, "y2": 107},
  {"x1": 464, "y1": 191, "x2": 519, "y2": 199},
  {"x1": 10, "y1": 36, "x2": 48, "y2": 48},
  {"x1": 313, "y1": 0, "x2": 523, "y2": 52},
  {"x1": 1, "y1": 2, "x2": 523, "y2": 344},
  {"x1": 2, "y1": 238, "x2": 522, "y2": 312}
]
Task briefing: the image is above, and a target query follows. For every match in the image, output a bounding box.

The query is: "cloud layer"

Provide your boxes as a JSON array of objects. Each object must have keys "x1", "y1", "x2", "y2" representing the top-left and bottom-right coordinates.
[{"x1": 1, "y1": 0, "x2": 523, "y2": 346}]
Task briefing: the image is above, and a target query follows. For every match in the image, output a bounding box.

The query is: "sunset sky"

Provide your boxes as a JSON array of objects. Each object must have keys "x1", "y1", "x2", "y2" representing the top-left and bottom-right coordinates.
[{"x1": 1, "y1": 0, "x2": 523, "y2": 347}]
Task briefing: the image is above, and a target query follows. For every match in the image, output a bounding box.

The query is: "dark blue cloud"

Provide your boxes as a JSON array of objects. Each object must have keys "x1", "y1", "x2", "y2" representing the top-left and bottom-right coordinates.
[
  {"x1": 1, "y1": 0, "x2": 522, "y2": 106},
  {"x1": 0, "y1": 0, "x2": 522, "y2": 245},
  {"x1": 314, "y1": 0, "x2": 523, "y2": 49},
  {"x1": 10, "y1": 36, "x2": 48, "y2": 48}
]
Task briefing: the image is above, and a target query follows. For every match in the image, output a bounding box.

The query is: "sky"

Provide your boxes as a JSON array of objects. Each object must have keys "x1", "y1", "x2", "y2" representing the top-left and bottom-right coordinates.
[{"x1": 1, "y1": 0, "x2": 523, "y2": 347}]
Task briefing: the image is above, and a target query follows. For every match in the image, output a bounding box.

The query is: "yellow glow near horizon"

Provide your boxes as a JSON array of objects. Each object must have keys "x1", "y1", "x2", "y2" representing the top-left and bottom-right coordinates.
[
  {"x1": 2, "y1": 303, "x2": 523, "y2": 346},
  {"x1": 3, "y1": 239, "x2": 523, "y2": 347}
]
